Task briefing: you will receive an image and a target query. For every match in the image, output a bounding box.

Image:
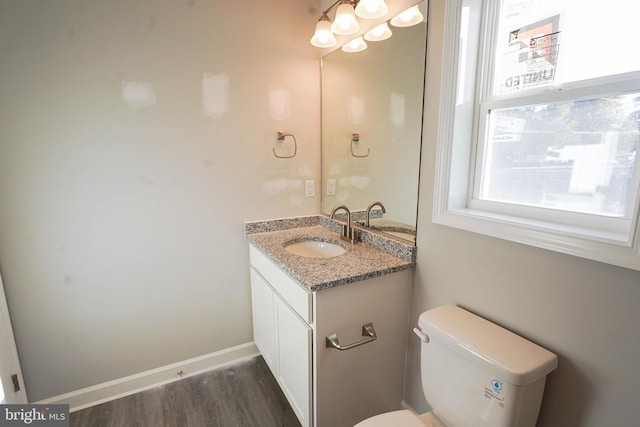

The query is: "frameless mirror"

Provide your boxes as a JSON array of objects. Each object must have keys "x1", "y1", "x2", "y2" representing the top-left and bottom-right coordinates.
[{"x1": 320, "y1": 1, "x2": 427, "y2": 243}]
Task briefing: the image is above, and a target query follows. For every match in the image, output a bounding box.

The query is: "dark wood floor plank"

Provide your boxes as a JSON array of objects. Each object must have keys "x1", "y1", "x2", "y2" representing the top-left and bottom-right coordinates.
[{"x1": 70, "y1": 356, "x2": 301, "y2": 427}]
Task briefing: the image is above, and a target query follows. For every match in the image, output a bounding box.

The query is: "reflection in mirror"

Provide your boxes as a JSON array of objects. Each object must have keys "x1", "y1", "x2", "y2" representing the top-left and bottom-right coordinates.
[{"x1": 321, "y1": 2, "x2": 427, "y2": 243}]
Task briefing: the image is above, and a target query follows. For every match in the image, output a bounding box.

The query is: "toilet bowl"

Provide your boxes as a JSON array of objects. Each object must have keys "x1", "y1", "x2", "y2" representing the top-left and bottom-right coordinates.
[{"x1": 355, "y1": 305, "x2": 558, "y2": 427}]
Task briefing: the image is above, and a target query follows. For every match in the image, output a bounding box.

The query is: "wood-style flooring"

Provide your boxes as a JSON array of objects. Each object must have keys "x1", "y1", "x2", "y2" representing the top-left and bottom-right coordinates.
[{"x1": 70, "y1": 356, "x2": 301, "y2": 427}]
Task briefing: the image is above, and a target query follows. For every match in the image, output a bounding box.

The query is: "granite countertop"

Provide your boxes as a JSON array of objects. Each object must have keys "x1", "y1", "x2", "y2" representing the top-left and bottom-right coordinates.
[
  {"x1": 368, "y1": 218, "x2": 416, "y2": 234},
  {"x1": 245, "y1": 216, "x2": 415, "y2": 292}
]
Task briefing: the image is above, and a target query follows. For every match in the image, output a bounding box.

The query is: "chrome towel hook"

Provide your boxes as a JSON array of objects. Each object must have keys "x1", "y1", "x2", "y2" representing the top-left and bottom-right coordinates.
[
  {"x1": 273, "y1": 131, "x2": 297, "y2": 158},
  {"x1": 350, "y1": 133, "x2": 370, "y2": 158}
]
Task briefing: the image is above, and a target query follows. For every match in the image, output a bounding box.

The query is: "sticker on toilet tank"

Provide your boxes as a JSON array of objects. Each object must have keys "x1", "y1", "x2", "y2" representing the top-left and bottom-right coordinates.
[{"x1": 484, "y1": 379, "x2": 506, "y2": 407}]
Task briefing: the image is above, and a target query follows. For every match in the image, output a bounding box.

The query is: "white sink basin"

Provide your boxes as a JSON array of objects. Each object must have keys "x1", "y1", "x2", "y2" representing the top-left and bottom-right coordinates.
[{"x1": 284, "y1": 240, "x2": 346, "y2": 258}]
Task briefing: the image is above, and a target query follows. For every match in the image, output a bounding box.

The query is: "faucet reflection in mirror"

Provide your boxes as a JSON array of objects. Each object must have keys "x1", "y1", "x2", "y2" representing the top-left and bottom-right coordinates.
[
  {"x1": 310, "y1": 0, "x2": 423, "y2": 51},
  {"x1": 365, "y1": 201, "x2": 386, "y2": 227}
]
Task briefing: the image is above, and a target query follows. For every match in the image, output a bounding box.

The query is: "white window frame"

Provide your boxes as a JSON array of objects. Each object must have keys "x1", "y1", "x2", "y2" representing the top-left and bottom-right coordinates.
[{"x1": 432, "y1": 0, "x2": 640, "y2": 271}]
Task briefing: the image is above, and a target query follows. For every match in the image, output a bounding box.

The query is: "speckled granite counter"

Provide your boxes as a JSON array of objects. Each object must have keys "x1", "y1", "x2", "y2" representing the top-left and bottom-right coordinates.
[{"x1": 245, "y1": 216, "x2": 415, "y2": 292}]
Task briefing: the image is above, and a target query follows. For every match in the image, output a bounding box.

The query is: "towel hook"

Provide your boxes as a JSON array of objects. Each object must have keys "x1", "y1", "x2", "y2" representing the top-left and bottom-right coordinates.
[
  {"x1": 350, "y1": 133, "x2": 370, "y2": 158},
  {"x1": 273, "y1": 131, "x2": 297, "y2": 159}
]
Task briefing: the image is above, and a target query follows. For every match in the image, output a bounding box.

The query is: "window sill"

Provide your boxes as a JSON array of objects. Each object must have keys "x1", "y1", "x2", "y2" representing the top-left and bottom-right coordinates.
[{"x1": 433, "y1": 207, "x2": 640, "y2": 271}]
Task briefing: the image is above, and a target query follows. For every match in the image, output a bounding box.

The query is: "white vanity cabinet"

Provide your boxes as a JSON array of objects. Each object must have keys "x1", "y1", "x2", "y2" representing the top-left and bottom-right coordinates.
[
  {"x1": 250, "y1": 247, "x2": 312, "y2": 427},
  {"x1": 249, "y1": 243, "x2": 412, "y2": 427}
]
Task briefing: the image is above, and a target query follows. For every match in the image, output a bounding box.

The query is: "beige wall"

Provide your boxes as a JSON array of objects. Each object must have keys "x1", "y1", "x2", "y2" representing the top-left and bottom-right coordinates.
[
  {"x1": 404, "y1": 1, "x2": 640, "y2": 426},
  {"x1": 0, "y1": 0, "x2": 320, "y2": 401},
  {"x1": 3, "y1": 1, "x2": 640, "y2": 424}
]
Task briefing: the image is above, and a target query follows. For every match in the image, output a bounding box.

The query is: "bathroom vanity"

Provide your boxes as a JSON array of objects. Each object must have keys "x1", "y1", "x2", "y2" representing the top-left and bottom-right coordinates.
[{"x1": 245, "y1": 216, "x2": 415, "y2": 427}]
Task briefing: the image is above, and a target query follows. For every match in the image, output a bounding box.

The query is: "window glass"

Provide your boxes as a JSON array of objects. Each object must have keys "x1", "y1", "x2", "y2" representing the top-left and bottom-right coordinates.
[{"x1": 479, "y1": 92, "x2": 640, "y2": 218}]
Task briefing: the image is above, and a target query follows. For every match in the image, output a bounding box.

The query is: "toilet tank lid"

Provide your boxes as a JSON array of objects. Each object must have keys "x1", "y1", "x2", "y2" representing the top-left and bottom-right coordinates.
[{"x1": 419, "y1": 305, "x2": 558, "y2": 386}]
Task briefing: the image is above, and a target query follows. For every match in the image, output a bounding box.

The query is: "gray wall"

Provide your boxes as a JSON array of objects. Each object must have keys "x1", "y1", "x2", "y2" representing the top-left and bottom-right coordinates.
[
  {"x1": 0, "y1": 0, "x2": 320, "y2": 401},
  {"x1": 403, "y1": 1, "x2": 640, "y2": 426}
]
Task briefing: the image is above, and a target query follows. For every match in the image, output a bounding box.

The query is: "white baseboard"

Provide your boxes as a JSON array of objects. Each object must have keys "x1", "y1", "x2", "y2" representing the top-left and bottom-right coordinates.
[{"x1": 36, "y1": 342, "x2": 259, "y2": 412}]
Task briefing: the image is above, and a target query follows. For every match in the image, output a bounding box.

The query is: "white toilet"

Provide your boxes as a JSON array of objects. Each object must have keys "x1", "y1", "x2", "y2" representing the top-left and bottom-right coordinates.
[{"x1": 356, "y1": 305, "x2": 558, "y2": 427}]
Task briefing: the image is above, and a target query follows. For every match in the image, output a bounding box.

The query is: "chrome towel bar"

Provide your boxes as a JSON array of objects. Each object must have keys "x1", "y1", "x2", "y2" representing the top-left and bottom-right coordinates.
[{"x1": 325, "y1": 323, "x2": 377, "y2": 351}]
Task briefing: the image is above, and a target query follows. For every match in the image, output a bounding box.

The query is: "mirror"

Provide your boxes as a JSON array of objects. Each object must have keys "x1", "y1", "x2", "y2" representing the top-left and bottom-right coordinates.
[{"x1": 320, "y1": 2, "x2": 427, "y2": 243}]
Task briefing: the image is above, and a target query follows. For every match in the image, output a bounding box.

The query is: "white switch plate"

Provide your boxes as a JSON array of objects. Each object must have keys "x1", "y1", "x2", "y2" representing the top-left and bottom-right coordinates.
[
  {"x1": 327, "y1": 179, "x2": 336, "y2": 196},
  {"x1": 305, "y1": 180, "x2": 315, "y2": 197}
]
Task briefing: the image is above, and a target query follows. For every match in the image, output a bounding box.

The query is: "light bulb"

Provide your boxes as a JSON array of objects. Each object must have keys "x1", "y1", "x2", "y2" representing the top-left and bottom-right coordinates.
[
  {"x1": 331, "y1": 1, "x2": 360, "y2": 35},
  {"x1": 355, "y1": 0, "x2": 389, "y2": 19},
  {"x1": 311, "y1": 16, "x2": 337, "y2": 48},
  {"x1": 342, "y1": 36, "x2": 367, "y2": 53},
  {"x1": 390, "y1": 5, "x2": 424, "y2": 27},
  {"x1": 364, "y1": 22, "x2": 392, "y2": 41}
]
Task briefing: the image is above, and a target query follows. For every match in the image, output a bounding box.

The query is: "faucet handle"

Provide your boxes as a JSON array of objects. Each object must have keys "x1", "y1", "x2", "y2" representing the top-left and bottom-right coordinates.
[
  {"x1": 338, "y1": 224, "x2": 360, "y2": 243},
  {"x1": 347, "y1": 226, "x2": 361, "y2": 243},
  {"x1": 341, "y1": 224, "x2": 349, "y2": 238}
]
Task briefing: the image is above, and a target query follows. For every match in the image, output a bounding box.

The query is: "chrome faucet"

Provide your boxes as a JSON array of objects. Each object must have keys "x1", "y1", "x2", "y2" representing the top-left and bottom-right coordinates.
[
  {"x1": 365, "y1": 201, "x2": 386, "y2": 227},
  {"x1": 330, "y1": 205, "x2": 359, "y2": 243}
]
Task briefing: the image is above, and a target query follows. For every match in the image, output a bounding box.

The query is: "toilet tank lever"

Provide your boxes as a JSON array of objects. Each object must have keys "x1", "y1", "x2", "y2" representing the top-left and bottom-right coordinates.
[{"x1": 413, "y1": 327, "x2": 429, "y2": 343}]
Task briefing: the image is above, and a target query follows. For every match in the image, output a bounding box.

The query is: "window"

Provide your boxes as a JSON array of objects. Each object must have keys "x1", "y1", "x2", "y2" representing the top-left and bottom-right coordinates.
[{"x1": 433, "y1": 0, "x2": 640, "y2": 270}]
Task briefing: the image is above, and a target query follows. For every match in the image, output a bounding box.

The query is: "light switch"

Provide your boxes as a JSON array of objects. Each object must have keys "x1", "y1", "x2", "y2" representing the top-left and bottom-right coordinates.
[
  {"x1": 327, "y1": 179, "x2": 336, "y2": 196},
  {"x1": 305, "y1": 180, "x2": 316, "y2": 197}
]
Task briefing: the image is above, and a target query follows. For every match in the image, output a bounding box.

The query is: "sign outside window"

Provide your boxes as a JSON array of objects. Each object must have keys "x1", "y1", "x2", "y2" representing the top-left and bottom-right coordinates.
[{"x1": 496, "y1": 15, "x2": 561, "y2": 95}]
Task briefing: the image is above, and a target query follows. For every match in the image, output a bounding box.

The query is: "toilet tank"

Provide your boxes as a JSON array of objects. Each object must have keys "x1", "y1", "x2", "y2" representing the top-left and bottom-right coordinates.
[{"x1": 418, "y1": 305, "x2": 558, "y2": 427}]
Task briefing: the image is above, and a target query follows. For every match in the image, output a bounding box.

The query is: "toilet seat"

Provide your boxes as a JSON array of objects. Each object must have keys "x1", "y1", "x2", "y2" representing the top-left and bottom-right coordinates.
[
  {"x1": 354, "y1": 410, "x2": 425, "y2": 427},
  {"x1": 354, "y1": 410, "x2": 445, "y2": 427}
]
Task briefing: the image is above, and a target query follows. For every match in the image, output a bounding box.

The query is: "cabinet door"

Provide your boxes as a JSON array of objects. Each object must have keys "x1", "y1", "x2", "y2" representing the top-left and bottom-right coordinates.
[
  {"x1": 250, "y1": 268, "x2": 276, "y2": 373},
  {"x1": 314, "y1": 270, "x2": 413, "y2": 427},
  {"x1": 275, "y1": 297, "x2": 312, "y2": 427}
]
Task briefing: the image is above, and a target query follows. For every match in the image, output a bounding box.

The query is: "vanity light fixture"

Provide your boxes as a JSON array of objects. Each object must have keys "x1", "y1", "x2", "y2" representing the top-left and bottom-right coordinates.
[
  {"x1": 311, "y1": 13, "x2": 338, "y2": 48},
  {"x1": 355, "y1": 0, "x2": 389, "y2": 19},
  {"x1": 364, "y1": 22, "x2": 392, "y2": 41},
  {"x1": 342, "y1": 36, "x2": 367, "y2": 53},
  {"x1": 311, "y1": 0, "x2": 422, "y2": 52},
  {"x1": 390, "y1": 4, "x2": 424, "y2": 27},
  {"x1": 312, "y1": 0, "x2": 390, "y2": 47},
  {"x1": 331, "y1": 0, "x2": 360, "y2": 35}
]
